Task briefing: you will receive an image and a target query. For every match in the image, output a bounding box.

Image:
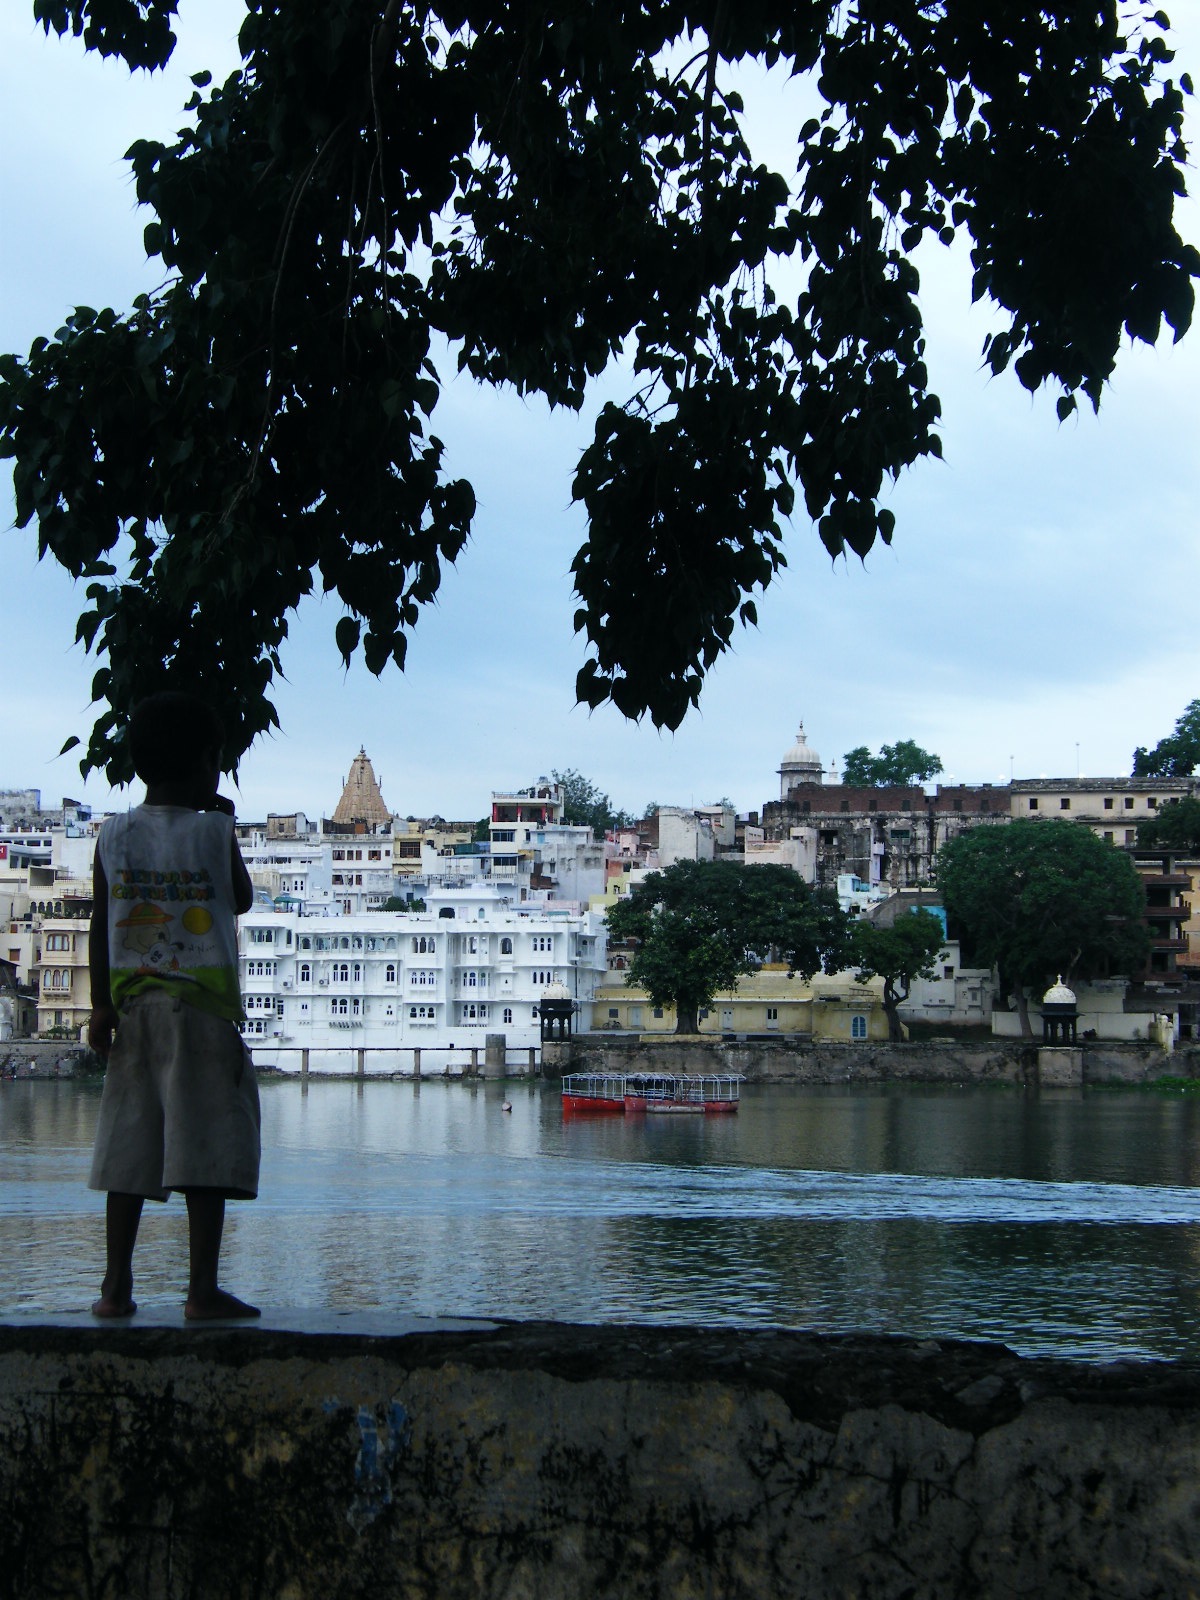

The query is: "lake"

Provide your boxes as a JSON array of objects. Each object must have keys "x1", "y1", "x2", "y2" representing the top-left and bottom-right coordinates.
[{"x1": 4, "y1": 1077, "x2": 1200, "y2": 1361}]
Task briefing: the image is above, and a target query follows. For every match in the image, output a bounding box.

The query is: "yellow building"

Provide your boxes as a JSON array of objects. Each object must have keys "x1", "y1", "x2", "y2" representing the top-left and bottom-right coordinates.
[
  {"x1": 591, "y1": 965, "x2": 890, "y2": 1042},
  {"x1": 35, "y1": 913, "x2": 92, "y2": 1038}
]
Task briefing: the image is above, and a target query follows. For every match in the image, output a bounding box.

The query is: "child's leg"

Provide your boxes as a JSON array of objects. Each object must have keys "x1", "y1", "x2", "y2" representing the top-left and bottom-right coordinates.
[
  {"x1": 183, "y1": 1188, "x2": 260, "y2": 1320},
  {"x1": 92, "y1": 1191, "x2": 144, "y2": 1317}
]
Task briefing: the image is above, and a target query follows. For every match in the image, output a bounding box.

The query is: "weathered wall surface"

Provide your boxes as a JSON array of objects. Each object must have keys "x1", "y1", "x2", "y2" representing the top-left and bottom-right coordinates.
[
  {"x1": 548, "y1": 1034, "x2": 1200, "y2": 1086},
  {"x1": 0, "y1": 1039, "x2": 91, "y2": 1077},
  {"x1": 2, "y1": 1322, "x2": 1200, "y2": 1600}
]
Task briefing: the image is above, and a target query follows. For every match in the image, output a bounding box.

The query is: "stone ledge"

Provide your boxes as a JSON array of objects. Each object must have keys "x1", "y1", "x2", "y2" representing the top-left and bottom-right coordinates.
[{"x1": 3, "y1": 1320, "x2": 1199, "y2": 1599}]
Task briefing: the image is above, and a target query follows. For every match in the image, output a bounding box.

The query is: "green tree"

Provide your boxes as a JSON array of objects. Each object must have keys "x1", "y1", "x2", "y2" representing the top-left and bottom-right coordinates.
[
  {"x1": 5, "y1": 3, "x2": 1196, "y2": 779},
  {"x1": 938, "y1": 820, "x2": 1148, "y2": 1036},
  {"x1": 1136, "y1": 796, "x2": 1200, "y2": 851},
  {"x1": 606, "y1": 859, "x2": 848, "y2": 1034},
  {"x1": 842, "y1": 741, "x2": 944, "y2": 787},
  {"x1": 1133, "y1": 700, "x2": 1200, "y2": 777},
  {"x1": 551, "y1": 769, "x2": 632, "y2": 836},
  {"x1": 848, "y1": 909, "x2": 945, "y2": 1042}
]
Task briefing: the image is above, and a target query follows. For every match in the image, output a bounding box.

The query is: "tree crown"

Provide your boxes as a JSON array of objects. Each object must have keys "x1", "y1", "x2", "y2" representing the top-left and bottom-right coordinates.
[{"x1": 7, "y1": 1, "x2": 1197, "y2": 779}]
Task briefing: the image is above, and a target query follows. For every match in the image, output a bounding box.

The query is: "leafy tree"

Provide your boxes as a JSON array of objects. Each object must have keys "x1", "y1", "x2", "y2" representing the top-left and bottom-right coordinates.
[
  {"x1": 5, "y1": 2, "x2": 1197, "y2": 780},
  {"x1": 849, "y1": 909, "x2": 945, "y2": 1042},
  {"x1": 842, "y1": 741, "x2": 944, "y2": 787},
  {"x1": 551, "y1": 769, "x2": 632, "y2": 836},
  {"x1": 606, "y1": 859, "x2": 848, "y2": 1033},
  {"x1": 1136, "y1": 796, "x2": 1200, "y2": 852},
  {"x1": 938, "y1": 820, "x2": 1148, "y2": 1036},
  {"x1": 472, "y1": 817, "x2": 490, "y2": 843},
  {"x1": 1132, "y1": 700, "x2": 1200, "y2": 777}
]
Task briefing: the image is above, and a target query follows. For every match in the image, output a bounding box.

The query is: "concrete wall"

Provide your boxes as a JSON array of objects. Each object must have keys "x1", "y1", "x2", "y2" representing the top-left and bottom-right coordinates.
[
  {"x1": 3, "y1": 1322, "x2": 1199, "y2": 1599},
  {"x1": 547, "y1": 1034, "x2": 1200, "y2": 1087}
]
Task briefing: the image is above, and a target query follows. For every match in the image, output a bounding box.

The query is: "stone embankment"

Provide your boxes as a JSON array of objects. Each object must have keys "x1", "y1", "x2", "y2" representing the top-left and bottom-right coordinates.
[
  {"x1": 0, "y1": 1039, "x2": 92, "y2": 1079},
  {"x1": 2, "y1": 1320, "x2": 1199, "y2": 1599},
  {"x1": 546, "y1": 1033, "x2": 1200, "y2": 1087}
]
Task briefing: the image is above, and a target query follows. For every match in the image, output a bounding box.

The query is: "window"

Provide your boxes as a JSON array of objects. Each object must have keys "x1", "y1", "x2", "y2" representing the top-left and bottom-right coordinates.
[
  {"x1": 653, "y1": 1007, "x2": 664, "y2": 1019},
  {"x1": 1125, "y1": 797, "x2": 1135, "y2": 810},
  {"x1": 1103, "y1": 831, "x2": 1114, "y2": 843},
  {"x1": 1104, "y1": 798, "x2": 1114, "y2": 811},
  {"x1": 766, "y1": 1007, "x2": 778, "y2": 1021},
  {"x1": 1028, "y1": 799, "x2": 1038, "y2": 811},
  {"x1": 943, "y1": 966, "x2": 954, "y2": 980},
  {"x1": 503, "y1": 1008, "x2": 513, "y2": 1024},
  {"x1": 1149, "y1": 797, "x2": 1158, "y2": 809},
  {"x1": 500, "y1": 937, "x2": 513, "y2": 955},
  {"x1": 299, "y1": 963, "x2": 311, "y2": 983},
  {"x1": 851, "y1": 1014, "x2": 868, "y2": 1040},
  {"x1": 1060, "y1": 798, "x2": 1070, "y2": 811},
  {"x1": 385, "y1": 964, "x2": 396, "y2": 982},
  {"x1": 608, "y1": 1008, "x2": 619, "y2": 1019},
  {"x1": 868, "y1": 799, "x2": 877, "y2": 812}
]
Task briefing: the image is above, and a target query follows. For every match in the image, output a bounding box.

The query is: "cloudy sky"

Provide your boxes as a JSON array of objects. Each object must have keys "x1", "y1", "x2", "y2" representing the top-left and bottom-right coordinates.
[{"x1": 3, "y1": 3, "x2": 1199, "y2": 824}]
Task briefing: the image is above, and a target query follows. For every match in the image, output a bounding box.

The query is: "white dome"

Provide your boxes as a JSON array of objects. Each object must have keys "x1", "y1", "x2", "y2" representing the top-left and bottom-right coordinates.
[
  {"x1": 541, "y1": 980, "x2": 572, "y2": 1001},
  {"x1": 779, "y1": 721, "x2": 823, "y2": 794},
  {"x1": 1042, "y1": 976, "x2": 1076, "y2": 1006}
]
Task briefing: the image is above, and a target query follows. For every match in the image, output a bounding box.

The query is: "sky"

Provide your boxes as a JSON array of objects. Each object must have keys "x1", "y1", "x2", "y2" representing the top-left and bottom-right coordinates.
[{"x1": 3, "y1": 4, "x2": 1200, "y2": 825}]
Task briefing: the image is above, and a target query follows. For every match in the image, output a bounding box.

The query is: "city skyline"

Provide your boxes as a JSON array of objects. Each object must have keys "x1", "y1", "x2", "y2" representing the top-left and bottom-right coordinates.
[{"x1": 3, "y1": 3, "x2": 1199, "y2": 823}]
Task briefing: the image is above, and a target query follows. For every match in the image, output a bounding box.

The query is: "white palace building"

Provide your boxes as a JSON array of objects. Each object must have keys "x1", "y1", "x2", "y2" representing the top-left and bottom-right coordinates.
[{"x1": 237, "y1": 882, "x2": 608, "y2": 1073}]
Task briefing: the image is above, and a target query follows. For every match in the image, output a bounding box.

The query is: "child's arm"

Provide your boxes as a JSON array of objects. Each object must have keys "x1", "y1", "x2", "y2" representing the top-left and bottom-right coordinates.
[
  {"x1": 208, "y1": 793, "x2": 255, "y2": 914},
  {"x1": 87, "y1": 854, "x2": 117, "y2": 1056}
]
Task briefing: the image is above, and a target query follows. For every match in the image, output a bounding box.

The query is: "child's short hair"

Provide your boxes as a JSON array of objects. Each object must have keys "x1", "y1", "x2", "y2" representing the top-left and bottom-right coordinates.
[{"x1": 127, "y1": 693, "x2": 225, "y2": 785}]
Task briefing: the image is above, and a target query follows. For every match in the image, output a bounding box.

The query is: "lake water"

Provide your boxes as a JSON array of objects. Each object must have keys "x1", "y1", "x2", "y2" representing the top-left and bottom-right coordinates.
[{"x1": 4, "y1": 1078, "x2": 1200, "y2": 1361}]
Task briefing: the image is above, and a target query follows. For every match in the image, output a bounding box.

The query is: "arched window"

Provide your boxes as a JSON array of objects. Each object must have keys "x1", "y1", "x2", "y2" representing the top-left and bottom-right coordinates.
[
  {"x1": 385, "y1": 964, "x2": 396, "y2": 983},
  {"x1": 500, "y1": 937, "x2": 512, "y2": 955},
  {"x1": 299, "y1": 964, "x2": 311, "y2": 983}
]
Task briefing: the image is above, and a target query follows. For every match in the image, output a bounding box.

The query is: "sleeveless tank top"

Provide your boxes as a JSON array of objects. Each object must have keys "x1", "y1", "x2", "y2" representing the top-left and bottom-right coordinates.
[{"x1": 98, "y1": 805, "x2": 244, "y2": 1021}]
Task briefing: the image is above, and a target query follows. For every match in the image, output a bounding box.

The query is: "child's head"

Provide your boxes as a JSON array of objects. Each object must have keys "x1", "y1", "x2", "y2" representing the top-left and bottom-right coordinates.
[{"x1": 127, "y1": 693, "x2": 226, "y2": 788}]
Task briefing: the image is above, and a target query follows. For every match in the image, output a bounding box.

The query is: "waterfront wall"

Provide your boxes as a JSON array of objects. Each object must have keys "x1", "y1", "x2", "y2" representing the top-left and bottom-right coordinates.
[
  {"x1": 6, "y1": 1034, "x2": 1197, "y2": 1087},
  {"x1": 546, "y1": 1033, "x2": 1200, "y2": 1086},
  {"x1": 3, "y1": 1321, "x2": 1200, "y2": 1600}
]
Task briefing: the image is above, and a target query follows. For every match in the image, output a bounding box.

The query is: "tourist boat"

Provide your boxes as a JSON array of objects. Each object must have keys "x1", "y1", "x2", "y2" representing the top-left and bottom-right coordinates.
[
  {"x1": 672, "y1": 1073, "x2": 743, "y2": 1114},
  {"x1": 562, "y1": 1072, "x2": 744, "y2": 1116},
  {"x1": 623, "y1": 1073, "x2": 679, "y2": 1112},
  {"x1": 561, "y1": 1073, "x2": 628, "y2": 1114}
]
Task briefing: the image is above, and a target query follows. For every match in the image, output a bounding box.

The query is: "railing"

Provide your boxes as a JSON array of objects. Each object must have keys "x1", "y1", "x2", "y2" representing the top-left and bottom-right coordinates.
[{"x1": 246, "y1": 1042, "x2": 542, "y2": 1081}]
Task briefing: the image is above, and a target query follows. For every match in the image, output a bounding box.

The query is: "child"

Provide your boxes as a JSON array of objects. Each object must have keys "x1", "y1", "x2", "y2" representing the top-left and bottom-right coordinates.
[{"x1": 87, "y1": 691, "x2": 260, "y2": 1320}]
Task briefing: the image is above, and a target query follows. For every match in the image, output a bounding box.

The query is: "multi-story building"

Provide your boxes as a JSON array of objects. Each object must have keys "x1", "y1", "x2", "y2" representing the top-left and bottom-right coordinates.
[
  {"x1": 1008, "y1": 778, "x2": 1192, "y2": 843},
  {"x1": 236, "y1": 884, "x2": 607, "y2": 1070},
  {"x1": 33, "y1": 891, "x2": 93, "y2": 1037}
]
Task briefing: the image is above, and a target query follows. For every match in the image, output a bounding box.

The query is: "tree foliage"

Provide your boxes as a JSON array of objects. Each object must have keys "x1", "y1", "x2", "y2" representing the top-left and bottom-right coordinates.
[
  {"x1": 5, "y1": 1, "x2": 1197, "y2": 780},
  {"x1": 551, "y1": 768, "x2": 632, "y2": 836},
  {"x1": 849, "y1": 908, "x2": 945, "y2": 1041},
  {"x1": 1136, "y1": 795, "x2": 1200, "y2": 851},
  {"x1": 841, "y1": 739, "x2": 944, "y2": 787},
  {"x1": 938, "y1": 819, "x2": 1148, "y2": 1034},
  {"x1": 606, "y1": 859, "x2": 847, "y2": 1033},
  {"x1": 1132, "y1": 699, "x2": 1200, "y2": 777}
]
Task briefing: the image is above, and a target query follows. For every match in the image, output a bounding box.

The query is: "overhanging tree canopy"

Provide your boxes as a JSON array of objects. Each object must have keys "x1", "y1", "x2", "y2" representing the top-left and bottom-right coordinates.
[{"x1": 4, "y1": 1, "x2": 1197, "y2": 780}]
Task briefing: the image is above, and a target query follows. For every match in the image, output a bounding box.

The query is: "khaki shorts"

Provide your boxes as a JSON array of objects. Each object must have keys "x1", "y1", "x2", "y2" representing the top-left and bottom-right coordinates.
[{"x1": 89, "y1": 991, "x2": 261, "y2": 1201}]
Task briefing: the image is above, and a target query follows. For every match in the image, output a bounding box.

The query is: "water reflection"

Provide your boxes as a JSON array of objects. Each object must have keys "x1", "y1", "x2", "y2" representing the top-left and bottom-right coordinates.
[{"x1": 3, "y1": 1079, "x2": 1200, "y2": 1359}]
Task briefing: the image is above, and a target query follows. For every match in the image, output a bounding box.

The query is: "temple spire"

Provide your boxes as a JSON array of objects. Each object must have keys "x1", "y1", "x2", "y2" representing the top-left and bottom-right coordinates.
[{"x1": 331, "y1": 748, "x2": 391, "y2": 827}]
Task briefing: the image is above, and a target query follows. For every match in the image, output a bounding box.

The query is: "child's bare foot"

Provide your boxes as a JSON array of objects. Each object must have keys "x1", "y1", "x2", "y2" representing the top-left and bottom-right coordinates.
[
  {"x1": 91, "y1": 1293, "x2": 137, "y2": 1318},
  {"x1": 184, "y1": 1289, "x2": 260, "y2": 1321}
]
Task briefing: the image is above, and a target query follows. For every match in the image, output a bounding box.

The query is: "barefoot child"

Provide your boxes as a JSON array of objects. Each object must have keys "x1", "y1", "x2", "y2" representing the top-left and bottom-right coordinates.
[{"x1": 87, "y1": 692, "x2": 261, "y2": 1320}]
